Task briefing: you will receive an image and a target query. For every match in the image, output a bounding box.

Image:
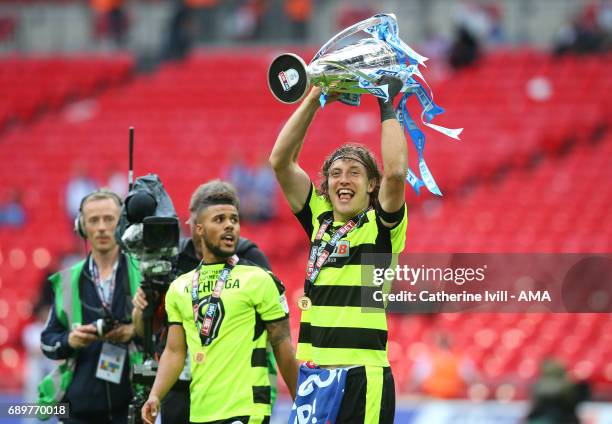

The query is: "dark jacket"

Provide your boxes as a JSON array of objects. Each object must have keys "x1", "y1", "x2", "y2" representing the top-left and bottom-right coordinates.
[
  {"x1": 177, "y1": 236, "x2": 271, "y2": 274},
  {"x1": 41, "y1": 253, "x2": 139, "y2": 420}
]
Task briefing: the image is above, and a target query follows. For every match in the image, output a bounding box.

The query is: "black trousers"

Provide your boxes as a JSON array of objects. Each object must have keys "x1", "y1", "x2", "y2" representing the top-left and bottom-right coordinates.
[{"x1": 161, "y1": 387, "x2": 190, "y2": 423}]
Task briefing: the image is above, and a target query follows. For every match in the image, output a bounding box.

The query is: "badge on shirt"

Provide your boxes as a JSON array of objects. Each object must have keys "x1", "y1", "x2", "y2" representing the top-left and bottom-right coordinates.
[
  {"x1": 96, "y1": 342, "x2": 127, "y2": 384},
  {"x1": 333, "y1": 240, "x2": 350, "y2": 257},
  {"x1": 297, "y1": 296, "x2": 312, "y2": 311},
  {"x1": 193, "y1": 350, "x2": 206, "y2": 364}
]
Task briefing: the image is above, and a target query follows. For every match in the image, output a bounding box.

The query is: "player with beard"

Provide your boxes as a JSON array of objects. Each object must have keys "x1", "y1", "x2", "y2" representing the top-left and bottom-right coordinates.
[
  {"x1": 132, "y1": 181, "x2": 279, "y2": 423},
  {"x1": 141, "y1": 180, "x2": 298, "y2": 424},
  {"x1": 269, "y1": 77, "x2": 408, "y2": 423}
]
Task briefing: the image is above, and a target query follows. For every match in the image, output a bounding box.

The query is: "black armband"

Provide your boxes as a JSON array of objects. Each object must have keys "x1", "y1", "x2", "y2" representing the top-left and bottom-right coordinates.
[
  {"x1": 377, "y1": 203, "x2": 405, "y2": 223},
  {"x1": 262, "y1": 314, "x2": 290, "y2": 324}
]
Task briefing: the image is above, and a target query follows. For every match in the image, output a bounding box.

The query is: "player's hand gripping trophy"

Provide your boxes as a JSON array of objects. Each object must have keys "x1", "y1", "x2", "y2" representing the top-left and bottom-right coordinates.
[{"x1": 268, "y1": 13, "x2": 463, "y2": 196}]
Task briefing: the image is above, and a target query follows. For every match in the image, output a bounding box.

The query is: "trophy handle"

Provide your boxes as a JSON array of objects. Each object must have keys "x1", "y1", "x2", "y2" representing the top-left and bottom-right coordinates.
[
  {"x1": 268, "y1": 53, "x2": 311, "y2": 104},
  {"x1": 312, "y1": 14, "x2": 393, "y2": 62}
]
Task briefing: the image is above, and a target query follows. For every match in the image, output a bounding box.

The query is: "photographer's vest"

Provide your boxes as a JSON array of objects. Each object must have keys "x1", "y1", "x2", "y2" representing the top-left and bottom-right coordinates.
[{"x1": 38, "y1": 255, "x2": 142, "y2": 413}]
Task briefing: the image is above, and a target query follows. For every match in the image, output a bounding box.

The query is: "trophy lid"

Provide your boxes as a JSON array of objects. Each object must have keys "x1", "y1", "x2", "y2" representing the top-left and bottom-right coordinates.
[{"x1": 268, "y1": 53, "x2": 310, "y2": 104}]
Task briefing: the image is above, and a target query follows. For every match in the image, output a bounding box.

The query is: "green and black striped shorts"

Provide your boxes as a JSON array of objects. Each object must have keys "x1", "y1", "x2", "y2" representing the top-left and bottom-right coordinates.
[{"x1": 336, "y1": 366, "x2": 395, "y2": 424}]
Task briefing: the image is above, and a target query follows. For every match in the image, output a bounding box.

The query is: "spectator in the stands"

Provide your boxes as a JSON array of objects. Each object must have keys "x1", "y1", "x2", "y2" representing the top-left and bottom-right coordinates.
[
  {"x1": 553, "y1": 1, "x2": 611, "y2": 55},
  {"x1": 455, "y1": 1, "x2": 506, "y2": 45},
  {"x1": 448, "y1": 24, "x2": 480, "y2": 70},
  {"x1": 285, "y1": 0, "x2": 312, "y2": 41},
  {"x1": 65, "y1": 163, "x2": 98, "y2": 222},
  {"x1": 230, "y1": 0, "x2": 268, "y2": 41},
  {"x1": 225, "y1": 150, "x2": 251, "y2": 203},
  {"x1": 0, "y1": 189, "x2": 25, "y2": 227},
  {"x1": 162, "y1": 0, "x2": 196, "y2": 61},
  {"x1": 161, "y1": 0, "x2": 229, "y2": 60},
  {"x1": 481, "y1": 3, "x2": 505, "y2": 44},
  {"x1": 106, "y1": 166, "x2": 128, "y2": 198},
  {"x1": 225, "y1": 151, "x2": 277, "y2": 222},
  {"x1": 189, "y1": 0, "x2": 222, "y2": 43},
  {"x1": 91, "y1": 0, "x2": 128, "y2": 47},
  {"x1": 448, "y1": 1, "x2": 511, "y2": 70},
  {"x1": 410, "y1": 333, "x2": 475, "y2": 398},
  {"x1": 248, "y1": 154, "x2": 277, "y2": 222},
  {"x1": 526, "y1": 359, "x2": 590, "y2": 424}
]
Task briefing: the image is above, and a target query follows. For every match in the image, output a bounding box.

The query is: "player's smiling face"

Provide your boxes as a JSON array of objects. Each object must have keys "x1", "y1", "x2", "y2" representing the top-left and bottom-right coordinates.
[{"x1": 327, "y1": 158, "x2": 374, "y2": 222}]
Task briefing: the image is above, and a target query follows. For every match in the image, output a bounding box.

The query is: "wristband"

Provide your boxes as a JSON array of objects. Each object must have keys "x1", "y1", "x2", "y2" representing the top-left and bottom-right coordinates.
[
  {"x1": 378, "y1": 99, "x2": 396, "y2": 122},
  {"x1": 377, "y1": 203, "x2": 405, "y2": 223}
]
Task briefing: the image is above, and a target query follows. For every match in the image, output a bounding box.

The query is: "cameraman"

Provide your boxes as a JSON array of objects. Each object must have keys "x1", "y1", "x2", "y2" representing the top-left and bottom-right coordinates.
[
  {"x1": 132, "y1": 181, "x2": 278, "y2": 423},
  {"x1": 40, "y1": 189, "x2": 141, "y2": 424}
]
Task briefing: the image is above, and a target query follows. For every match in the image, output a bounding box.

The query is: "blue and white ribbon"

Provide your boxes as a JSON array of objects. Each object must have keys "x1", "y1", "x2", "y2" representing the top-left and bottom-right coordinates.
[
  {"x1": 396, "y1": 95, "x2": 442, "y2": 195},
  {"x1": 364, "y1": 14, "x2": 429, "y2": 67},
  {"x1": 370, "y1": 14, "x2": 463, "y2": 196},
  {"x1": 317, "y1": 13, "x2": 463, "y2": 196}
]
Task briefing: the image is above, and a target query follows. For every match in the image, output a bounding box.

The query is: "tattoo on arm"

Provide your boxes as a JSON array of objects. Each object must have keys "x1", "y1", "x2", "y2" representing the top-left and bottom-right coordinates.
[{"x1": 265, "y1": 319, "x2": 291, "y2": 347}]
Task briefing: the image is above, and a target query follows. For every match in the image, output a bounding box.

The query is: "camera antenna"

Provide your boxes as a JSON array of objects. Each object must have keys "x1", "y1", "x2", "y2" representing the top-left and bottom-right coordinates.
[{"x1": 128, "y1": 126, "x2": 134, "y2": 191}]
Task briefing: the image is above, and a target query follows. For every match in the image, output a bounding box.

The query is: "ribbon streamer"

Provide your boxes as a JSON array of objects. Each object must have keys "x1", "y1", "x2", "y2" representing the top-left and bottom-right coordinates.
[
  {"x1": 313, "y1": 13, "x2": 463, "y2": 195},
  {"x1": 366, "y1": 14, "x2": 463, "y2": 196}
]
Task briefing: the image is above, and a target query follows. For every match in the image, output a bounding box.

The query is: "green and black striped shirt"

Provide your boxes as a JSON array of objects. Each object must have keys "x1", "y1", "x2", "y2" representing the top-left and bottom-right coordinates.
[{"x1": 295, "y1": 184, "x2": 407, "y2": 366}]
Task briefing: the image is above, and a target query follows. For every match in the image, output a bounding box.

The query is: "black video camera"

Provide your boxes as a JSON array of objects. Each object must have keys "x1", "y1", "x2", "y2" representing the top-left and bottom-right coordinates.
[
  {"x1": 116, "y1": 174, "x2": 181, "y2": 284},
  {"x1": 115, "y1": 174, "x2": 180, "y2": 363},
  {"x1": 95, "y1": 315, "x2": 120, "y2": 337},
  {"x1": 121, "y1": 216, "x2": 180, "y2": 282}
]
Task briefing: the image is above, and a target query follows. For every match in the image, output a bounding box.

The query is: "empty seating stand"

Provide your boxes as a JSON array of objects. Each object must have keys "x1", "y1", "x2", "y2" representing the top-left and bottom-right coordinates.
[{"x1": 0, "y1": 55, "x2": 134, "y2": 127}]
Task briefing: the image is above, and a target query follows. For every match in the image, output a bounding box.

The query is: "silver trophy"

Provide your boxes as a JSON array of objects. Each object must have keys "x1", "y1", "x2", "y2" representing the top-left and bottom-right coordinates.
[
  {"x1": 268, "y1": 14, "x2": 425, "y2": 104},
  {"x1": 268, "y1": 39, "x2": 400, "y2": 103},
  {"x1": 268, "y1": 13, "x2": 463, "y2": 197}
]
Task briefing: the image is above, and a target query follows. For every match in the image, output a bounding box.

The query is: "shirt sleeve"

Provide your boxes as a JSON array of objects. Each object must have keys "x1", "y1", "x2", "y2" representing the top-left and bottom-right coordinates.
[
  {"x1": 389, "y1": 205, "x2": 408, "y2": 253},
  {"x1": 252, "y1": 271, "x2": 289, "y2": 323},
  {"x1": 294, "y1": 183, "x2": 333, "y2": 239},
  {"x1": 40, "y1": 303, "x2": 74, "y2": 360},
  {"x1": 165, "y1": 278, "x2": 184, "y2": 325}
]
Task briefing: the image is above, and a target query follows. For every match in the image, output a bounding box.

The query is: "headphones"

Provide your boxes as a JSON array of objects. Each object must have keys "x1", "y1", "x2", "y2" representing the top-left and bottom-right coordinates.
[{"x1": 74, "y1": 189, "x2": 123, "y2": 239}]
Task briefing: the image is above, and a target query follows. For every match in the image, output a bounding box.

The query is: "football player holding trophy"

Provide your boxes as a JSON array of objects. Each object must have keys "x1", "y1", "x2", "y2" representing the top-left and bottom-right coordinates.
[{"x1": 268, "y1": 13, "x2": 463, "y2": 196}]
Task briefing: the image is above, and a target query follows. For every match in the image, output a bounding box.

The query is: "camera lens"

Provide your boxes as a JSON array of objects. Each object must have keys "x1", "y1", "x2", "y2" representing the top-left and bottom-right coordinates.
[
  {"x1": 95, "y1": 318, "x2": 105, "y2": 337},
  {"x1": 95, "y1": 317, "x2": 114, "y2": 337}
]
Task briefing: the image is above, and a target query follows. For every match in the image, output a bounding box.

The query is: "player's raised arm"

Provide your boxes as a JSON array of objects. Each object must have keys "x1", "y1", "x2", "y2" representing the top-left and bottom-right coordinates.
[
  {"x1": 377, "y1": 76, "x2": 408, "y2": 224},
  {"x1": 269, "y1": 87, "x2": 322, "y2": 212}
]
